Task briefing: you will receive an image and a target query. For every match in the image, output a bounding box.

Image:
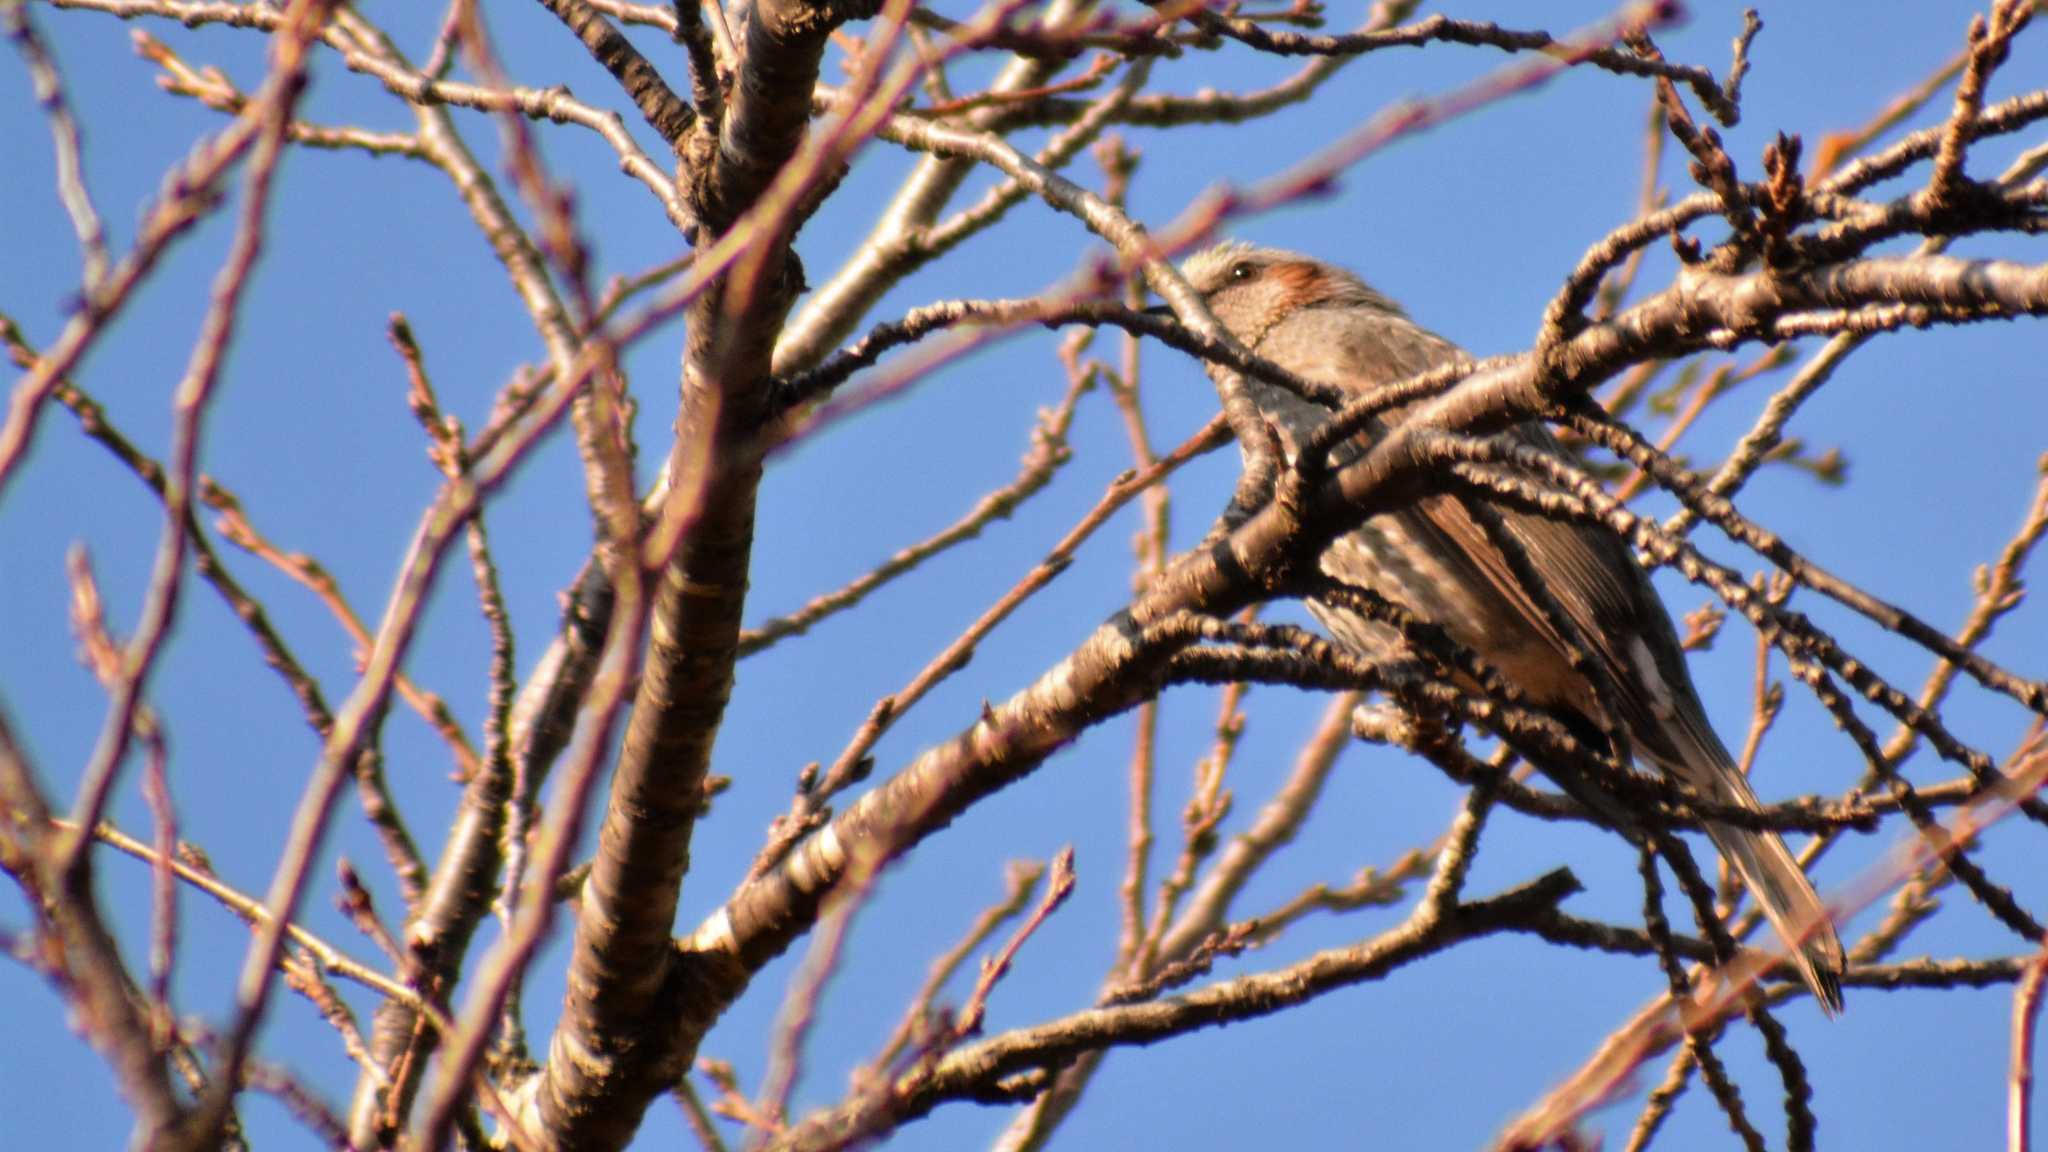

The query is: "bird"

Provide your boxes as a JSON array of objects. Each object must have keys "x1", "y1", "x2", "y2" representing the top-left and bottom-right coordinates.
[{"x1": 1166, "y1": 241, "x2": 1847, "y2": 1012}]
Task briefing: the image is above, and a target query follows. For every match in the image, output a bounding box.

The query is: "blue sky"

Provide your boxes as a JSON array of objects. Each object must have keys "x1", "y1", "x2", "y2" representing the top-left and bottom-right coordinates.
[{"x1": 3, "y1": 1, "x2": 2045, "y2": 1148}]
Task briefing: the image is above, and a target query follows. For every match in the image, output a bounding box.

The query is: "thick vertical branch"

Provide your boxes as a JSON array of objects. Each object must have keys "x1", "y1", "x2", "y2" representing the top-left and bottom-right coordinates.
[{"x1": 530, "y1": 0, "x2": 879, "y2": 1146}]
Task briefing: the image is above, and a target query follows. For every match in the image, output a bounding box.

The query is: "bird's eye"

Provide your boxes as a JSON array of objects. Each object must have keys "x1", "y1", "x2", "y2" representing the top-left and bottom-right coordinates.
[{"x1": 1228, "y1": 261, "x2": 1257, "y2": 283}]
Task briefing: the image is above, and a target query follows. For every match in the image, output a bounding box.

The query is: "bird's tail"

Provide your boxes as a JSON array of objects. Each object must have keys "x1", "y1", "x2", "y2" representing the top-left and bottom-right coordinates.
[{"x1": 1644, "y1": 733, "x2": 1847, "y2": 1015}]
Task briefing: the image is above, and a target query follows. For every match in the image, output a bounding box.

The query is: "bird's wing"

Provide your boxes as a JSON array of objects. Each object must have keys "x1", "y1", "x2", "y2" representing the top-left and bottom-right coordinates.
[
  {"x1": 1414, "y1": 424, "x2": 1705, "y2": 763},
  {"x1": 1241, "y1": 306, "x2": 1706, "y2": 754}
]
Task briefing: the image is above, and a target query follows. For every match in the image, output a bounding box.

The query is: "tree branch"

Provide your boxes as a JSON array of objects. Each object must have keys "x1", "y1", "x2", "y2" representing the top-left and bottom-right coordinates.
[
  {"x1": 674, "y1": 250, "x2": 2048, "y2": 1097},
  {"x1": 525, "y1": 0, "x2": 888, "y2": 1145}
]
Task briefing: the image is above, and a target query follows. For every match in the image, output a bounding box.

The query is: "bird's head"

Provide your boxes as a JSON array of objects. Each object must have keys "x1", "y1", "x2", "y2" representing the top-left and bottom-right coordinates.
[{"x1": 1164, "y1": 242, "x2": 1405, "y2": 344}]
